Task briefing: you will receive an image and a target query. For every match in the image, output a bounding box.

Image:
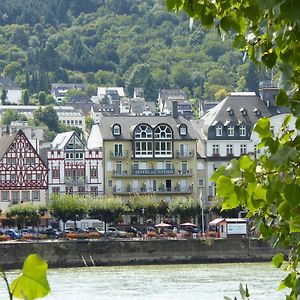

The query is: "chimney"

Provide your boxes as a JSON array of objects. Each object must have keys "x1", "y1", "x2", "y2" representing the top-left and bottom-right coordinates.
[{"x1": 173, "y1": 100, "x2": 179, "y2": 118}]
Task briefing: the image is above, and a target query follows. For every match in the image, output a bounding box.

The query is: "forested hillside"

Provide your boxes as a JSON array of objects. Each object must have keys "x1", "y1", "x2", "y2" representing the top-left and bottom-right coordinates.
[{"x1": 0, "y1": 0, "x2": 263, "y2": 101}]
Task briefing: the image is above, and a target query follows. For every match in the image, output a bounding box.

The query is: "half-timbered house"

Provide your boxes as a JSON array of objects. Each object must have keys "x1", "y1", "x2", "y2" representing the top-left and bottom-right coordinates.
[
  {"x1": 0, "y1": 130, "x2": 48, "y2": 212},
  {"x1": 48, "y1": 131, "x2": 103, "y2": 197}
]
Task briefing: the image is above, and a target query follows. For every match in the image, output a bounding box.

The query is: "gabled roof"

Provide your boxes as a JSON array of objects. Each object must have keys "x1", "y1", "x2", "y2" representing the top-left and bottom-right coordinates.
[
  {"x1": 51, "y1": 131, "x2": 86, "y2": 151},
  {"x1": 0, "y1": 131, "x2": 18, "y2": 160}
]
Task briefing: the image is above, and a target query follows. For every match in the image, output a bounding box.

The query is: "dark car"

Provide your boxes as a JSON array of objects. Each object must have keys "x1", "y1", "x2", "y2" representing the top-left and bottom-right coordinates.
[
  {"x1": 44, "y1": 228, "x2": 63, "y2": 238},
  {"x1": 5, "y1": 229, "x2": 21, "y2": 239},
  {"x1": 124, "y1": 226, "x2": 141, "y2": 237}
]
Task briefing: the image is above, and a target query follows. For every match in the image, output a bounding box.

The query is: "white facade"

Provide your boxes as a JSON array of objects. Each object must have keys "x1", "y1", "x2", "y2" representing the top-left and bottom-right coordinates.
[{"x1": 6, "y1": 89, "x2": 22, "y2": 104}]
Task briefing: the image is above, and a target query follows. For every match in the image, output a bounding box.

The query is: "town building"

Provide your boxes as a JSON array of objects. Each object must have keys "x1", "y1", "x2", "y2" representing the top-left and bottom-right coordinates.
[
  {"x1": 157, "y1": 89, "x2": 193, "y2": 119},
  {"x1": 97, "y1": 87, "x2": 125, "y2": 104},
  {"x1": 48, "y1": 131, "x2": 103, "y2": 197},
  {"x1": 0, "y1": 130, "x2": 48, "y2": 212},
  {"x1": 51, "y1": 83, "x2": 86, "y2": 103},
  {"x1": 0, "y1": 105, "x2": 86, "y2": 132},
  {"x1": 192, "y1": 86, "x2": 289, "y2": 206},
  {"x1": 0, "y1": 76, "x2": 22, "y2": 104},
  {"x1": 88, "y1": 110, "x2": 202, "y2": 203}
]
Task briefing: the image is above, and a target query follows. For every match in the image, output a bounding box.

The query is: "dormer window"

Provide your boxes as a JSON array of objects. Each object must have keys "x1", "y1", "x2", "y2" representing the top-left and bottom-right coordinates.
[
  {"x1": 227, "y1": 126, "x2": 234, "y2": 136},
  {"x1": 112, "y1": 124, "x2": 121, "y2": 136},
  {"x1": 240, "y1": 108, "x2": 247, "y2": 116},
  {"x1": 226, "y1": 107, "x2": 233, "y2": 115},
  {"x1": 239, "y1": 125, "x2": 246, "y2": 136},
  {"x1": 216, "y1": 126, "x2": 222, "y2": 136},
  {"x1": 253, "y1": 108, "x2": 261, "y2": 116},
  {"x1": 179, "y1": 124, "x2": 187, "y2": 136}
]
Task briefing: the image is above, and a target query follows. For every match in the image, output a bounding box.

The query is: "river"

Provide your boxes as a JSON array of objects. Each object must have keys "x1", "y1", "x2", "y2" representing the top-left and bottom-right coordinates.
[{"x1": 1, "y1": 262, "x2": 286, "y2": 299}]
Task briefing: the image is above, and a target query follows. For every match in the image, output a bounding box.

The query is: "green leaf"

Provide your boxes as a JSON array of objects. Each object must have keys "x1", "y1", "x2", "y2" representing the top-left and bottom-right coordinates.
[
  {"x1": 10, "y1": 254, "x2": 50, "y2": 300},
  {"x1": 284, "y1": 183, "x2": 300, "y2": 206},
  {"x1": 233, "y1": 34, "x2": 247, "y2": 49},
  {"x1": 201, "y1": 7, "x2": 214, "y2": 27},
  {"x1": 216, "y1": 176, "x2": 234, "y2": 197},
  {"x1": 259, "y1": 223, "x2": 273, "y2": 239},
  {"x1": 294, "y1": 277, "x2": 300, "y2": 296},
  {"x1": 239, "y1": 155, "x2": 253, "y2": 171},
  {"x1": 276, "y1": 90, "x2": 289, "y2": 106},
  {"x1": 289, "y1": 216, "x2": 300, "y2": 233},
  {"x1": 277, "y1": 200, "x2": 291, "y2": 220},
  {"x1": 262, "y1": 50, "x2": 277, "y2": 68},
  {"x1": 272, "y1": 253, "x2": 284, "y2": 268},
  {"x1": 254, "y1": 118, "x2": 272, "y2": 138}
]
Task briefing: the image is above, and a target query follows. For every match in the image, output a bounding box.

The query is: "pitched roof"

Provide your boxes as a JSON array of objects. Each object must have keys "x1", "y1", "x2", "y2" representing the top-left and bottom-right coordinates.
[
  {"x1": 98, "y1": 115, "x2": 198, "y2": 140},
  {"x1": 200, "y1": 92, "x2": 289, "y2": 136},
  {"x1": 51, "y1": 131, "x2": 75, "y2": 149},
  {"x1": 0, "y1": 131, "x2": 18, "y2": 159}
]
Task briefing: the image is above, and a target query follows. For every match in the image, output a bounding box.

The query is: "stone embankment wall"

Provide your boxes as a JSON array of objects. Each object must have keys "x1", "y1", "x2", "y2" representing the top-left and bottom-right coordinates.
[{"x1": 0, "y1": 238, "x2": 279, "y2": 269}]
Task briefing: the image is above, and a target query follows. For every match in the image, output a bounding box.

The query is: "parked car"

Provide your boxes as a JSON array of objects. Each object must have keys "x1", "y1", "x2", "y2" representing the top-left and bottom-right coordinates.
[
  {"x1": 5, "y1": 229, "x2": 21, "y2": 240},
  {"x1": 44, "y1": 228, "x2": 63, "y2": 238},
  {"x1": 97, "y1": 227, "x2": 127, "y2": 237},
  {"x1": 124, "y1": 226, "x2": 141, "y2": 237}
]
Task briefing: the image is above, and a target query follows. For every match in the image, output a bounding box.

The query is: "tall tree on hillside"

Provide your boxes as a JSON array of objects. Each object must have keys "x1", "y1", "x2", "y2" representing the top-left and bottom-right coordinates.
[
  {"x1": 22, "y1": 89, "x2": 30, "y2": 105},
  {"x1": 1, "y1": 88, "x2": 7, "y2": 105}
]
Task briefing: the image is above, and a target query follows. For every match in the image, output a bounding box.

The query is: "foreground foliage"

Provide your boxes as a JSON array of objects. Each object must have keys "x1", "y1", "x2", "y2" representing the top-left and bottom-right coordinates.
[
  {"x1": 166, "y1": 0, "x2": 300, "y2": 299},
  {"x1": 1, "y1": 254, "x2": 50, "y2": 300}
]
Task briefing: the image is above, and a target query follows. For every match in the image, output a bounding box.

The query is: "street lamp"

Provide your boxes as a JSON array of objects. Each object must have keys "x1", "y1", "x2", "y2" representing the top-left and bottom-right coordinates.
[{"x1": 199, "y1": 190, "x2": 205, "y2": 237}]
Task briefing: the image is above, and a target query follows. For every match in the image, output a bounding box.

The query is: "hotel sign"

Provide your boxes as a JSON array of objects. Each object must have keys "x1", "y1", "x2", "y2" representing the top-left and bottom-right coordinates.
[{"x1": 134, "y1": 169, "x2": 174, "y2": 175}]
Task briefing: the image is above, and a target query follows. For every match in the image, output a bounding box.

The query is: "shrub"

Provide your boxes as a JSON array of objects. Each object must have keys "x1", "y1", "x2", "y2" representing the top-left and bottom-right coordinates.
[{"x1": 0, "y1": 235, "x2": 11, "y2": 241}]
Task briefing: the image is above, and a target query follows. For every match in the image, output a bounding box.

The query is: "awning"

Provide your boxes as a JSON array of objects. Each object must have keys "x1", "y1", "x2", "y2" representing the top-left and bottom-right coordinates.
[{"x1": 209, "y1": 218, "x2": 224, "y2": 226}]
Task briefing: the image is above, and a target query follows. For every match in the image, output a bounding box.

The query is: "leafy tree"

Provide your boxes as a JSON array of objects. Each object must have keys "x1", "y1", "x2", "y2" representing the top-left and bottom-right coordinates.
[
  {"x1": 1, "y1": 109, "x2": 25, "y2": 126},
  {"x1": 167, "y1": 0, "x2": 300, "y2": 298},
  {"x1": 88, "y1": 197, "x2": 124, "y2": 232},
  {"x1": 33, "y1": 105, "x2": 59, "y2": 132},
  {"x1": 50, "y1": 194, "x2": 87, "y2": 233},
  {"x1": 22, "y1": 89, "x2": 30, "y2": 105},
  {"x1": 0, "y1": 88, "x2": 7, "y2": 105},
  {"x1": 38, "y1": 91, "x2": 47, "y2": 106},
  {"x1": 3, "y1": 61, "x2": 22, "y2": 81}
]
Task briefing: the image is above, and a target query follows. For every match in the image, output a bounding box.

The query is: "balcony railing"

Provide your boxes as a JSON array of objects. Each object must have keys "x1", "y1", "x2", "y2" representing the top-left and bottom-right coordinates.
[
  {"x1": 65, "y1": 176, "x2": 86, "y2": 184},
  {"x1": 113, "y1": 185, "x2": 193, "y2": 195},
  {"x1": 176, "y1": 150, "x2": 195, "y2": 159},
  {"x1": 112, "y1": 168, "x2": 193, "y2": 177},
  {"x1": 110, "y1": 150, "x2": 128, "y2": 159}
]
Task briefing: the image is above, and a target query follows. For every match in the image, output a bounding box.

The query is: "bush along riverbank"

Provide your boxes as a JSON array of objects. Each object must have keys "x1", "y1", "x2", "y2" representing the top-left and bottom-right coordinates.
[{"x1": 0, "y1": 238, "x2": 280, "y2": 270}]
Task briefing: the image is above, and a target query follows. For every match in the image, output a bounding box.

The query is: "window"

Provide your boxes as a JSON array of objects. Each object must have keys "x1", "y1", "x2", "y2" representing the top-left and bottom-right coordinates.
[
  {"x1": 114, "y1": 144, "x2": 123, "y2": 156},
  {"x1": 115, "y1": 161, "x2": 122, "y2": 175},
  {"x1": 66, "y1": 187, "x2": 73, "y2": 195},
  {"x1": 240, "y1": 144, "x2": 247, "y2": 154},
  {"x1": 181, "y1": 161, "x2": 188, "y2": 174},
  {"x1": 227, "y1": 126, "x2": 234, "y2": 136},
  {"x1": 52, "y1": 168, "x2": 59, "y2": 179},
  {"x1": 135, "y1": 124, "x2": 152, "y2": 139},
  {"x1": 26, "y1": 157, "x2": 35, "y2": 165},
  {"x1": 90, "y1": 166, "x2": 97, "y2": 179},
  {"x1": 90, "y1": 186, "x2": 98, "y2": 197},
  {"x1": 154, "y1": 141, "x2": 172, "y2": 157},
  {"x1": 212, "y1": 144, "x2": 219, "y2": 155},
  {"x1": 12, "y1": 191, "x2": 20, "y2": 203},
  {"x1": 65, "y1": 169, "x2": 72, "y2": 178},
  {"x1": 52, "y1": 187, "x2": 60, "y2": 194},
  {"x1": 179, "y1": 124, "x2": 187, "y2": 136},
  {"x1": 112, "y1": 124, "x2": 121, "y2": 136},
  {"x1": 77, "y1": 169, "x2": 84, "y2": 177},
  {"x1": 226, "y1": 144, "x2": 233, "y2": 155},
  {"x1": 198, "y1": 179, "x2": 204, "y2": 187},
  {"x1": 239, "y1": 125, "x2": 246, "y2": 136},
  {"x1": 1, "y1": 191, "x2": 9, "y2": 202},
  {"x1": 22, "y1": 191, "x2": 30, "y2": 202},
  {"x1": 32, "y1": 191, "x2": 40, "y2": 201},
  {"x1": 154, "y1": 125, "x2": 172, "y2": 139},
  {"x1": 108, "y1": 180, "x2": 113, "y2": 187},
  {"x1": 75, "y1": 153, "x2": 84, "y2": 159},
  {"x1": 135, "y1": 141, "x2": 153, "y2": 157},
  {"x1": 26, "y1": 174, "x2": 32, "y2": 181},
  {"x1": 179, "y1": 144, "x2": 188, "y2": 156},
  {"x1": 216, "y1": 126, "x2": 222, "y2": 136},
  {"x1": 78, "y1": 186, "x2": 85, "y2": 195}
]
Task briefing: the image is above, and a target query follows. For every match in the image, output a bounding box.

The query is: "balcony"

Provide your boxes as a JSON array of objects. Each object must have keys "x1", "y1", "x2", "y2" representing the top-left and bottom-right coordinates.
[
  {"x1": 176, "y1": 150, "x2": 195, "y2": 159},
  {"x1": 113, "y1": 185, "x2": 193, "y2": 195},
  {"x1": 110, "y1": 150, "x2": 128, "y2": 160},
  {"x1": 65, "y1": 176, "x2": 86, "y2": 184}
]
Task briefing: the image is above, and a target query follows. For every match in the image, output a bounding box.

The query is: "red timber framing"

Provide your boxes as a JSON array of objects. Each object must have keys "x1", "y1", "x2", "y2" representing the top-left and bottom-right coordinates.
[{"x1": 0, "y1": 130, "x2": 48, "y2": 190}]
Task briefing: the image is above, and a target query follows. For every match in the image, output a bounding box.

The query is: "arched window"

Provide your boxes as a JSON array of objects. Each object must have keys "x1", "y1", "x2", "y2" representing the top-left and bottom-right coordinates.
[
  {"x1": 112, "y1": 124, "x2": 121, "y2": 136},
  {"x1": 134, "y1": 124, "x2": 153, "y2": 157},
  {"x1": 154, "y1": 125, "x2": 173, "y2": 157},
  {"x1": 179, "y1": 124, "x2": 187, "y2": 136}
]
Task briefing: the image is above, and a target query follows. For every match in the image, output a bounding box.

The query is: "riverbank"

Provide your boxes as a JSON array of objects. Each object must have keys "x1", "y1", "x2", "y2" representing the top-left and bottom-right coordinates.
[{"x1": 0, "y1": 238, "x2": 279, "y2": 270}]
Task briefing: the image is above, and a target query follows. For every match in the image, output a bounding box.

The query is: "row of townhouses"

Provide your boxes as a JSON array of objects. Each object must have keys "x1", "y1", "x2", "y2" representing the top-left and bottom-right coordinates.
[{"x1": 0, "y1": 85, "x2": 291, "y2": 224}]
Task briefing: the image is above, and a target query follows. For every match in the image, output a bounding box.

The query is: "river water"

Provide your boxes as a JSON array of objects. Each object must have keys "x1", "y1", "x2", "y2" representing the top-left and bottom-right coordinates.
[{"x1": 1, "y1": 262, "x2": 286, "y2": 300}]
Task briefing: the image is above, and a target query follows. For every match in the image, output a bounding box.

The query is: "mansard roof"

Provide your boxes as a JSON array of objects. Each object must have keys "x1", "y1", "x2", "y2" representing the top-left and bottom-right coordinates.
[
  {"x1": 200, "y1": 92, "x2": 289, "y2": 136},
  {"x1": 98, "y1": 115, "x2": 198, "y2": 141}
]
